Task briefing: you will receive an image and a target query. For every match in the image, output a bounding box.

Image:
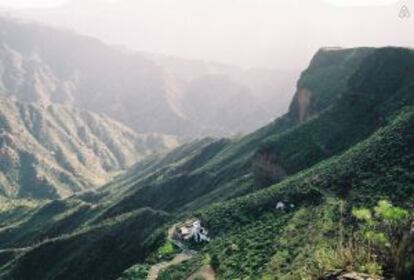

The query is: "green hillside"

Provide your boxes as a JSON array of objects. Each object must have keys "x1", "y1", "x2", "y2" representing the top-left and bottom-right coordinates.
[
  {"x1": 0, "y1": 47, "x2": 413, "y2": 280},
  {"x1": 89, "y1": 47, "x2": 380, "y2": 219},
  {"x1": 179, "y1": 106, "x2": 414, "y2": 280}
]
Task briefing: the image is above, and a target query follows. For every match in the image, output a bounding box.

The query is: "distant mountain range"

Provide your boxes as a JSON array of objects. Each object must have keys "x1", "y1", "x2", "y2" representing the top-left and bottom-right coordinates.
[
  {"x1": 0, "y1": 16, "x2": 298, "y2": 200},
  {"x1": 0, "y1": 46, "x2": 412, "y2": 279},
  {"x1": 0, "y1": 17, "x2": 298, "y2": 137}
]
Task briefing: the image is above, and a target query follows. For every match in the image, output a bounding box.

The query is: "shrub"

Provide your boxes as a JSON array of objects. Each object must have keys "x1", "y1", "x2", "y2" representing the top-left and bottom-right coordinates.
[
  {"x1": 210, "y1": 254, "x2": 220, "y2": 271},
  {"x1": 352, "y1": 200, "x2": 412, "y2": 276},
  {"x1": 302, "y1": 200, "x2": 411, "y2": 279},
  {"x1": 157, "y1": 239, "x2": 177, "y2": 260},
  {"x1": 301, "y1": 239, "x2": 382, "y2": 279}
]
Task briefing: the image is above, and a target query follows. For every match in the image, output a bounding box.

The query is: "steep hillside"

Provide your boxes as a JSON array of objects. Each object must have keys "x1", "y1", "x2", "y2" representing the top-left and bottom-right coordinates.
[
  {"x1": 94, "y1": 47, "x2": 377, "y2": 216},
  {"x1": 0, "y1": 97, "x2": 178, "y2": 199},
  {"x1": 0, "y1": 47, "x2": 412, "y2": 280},
  {"x1": 162, "y1": 107, "x2": 414, "y2": 279},
  {"x1": 0, "y1": 17, "x2": 297, "y2": 137},
  {"x1": 289, "y1": 47, "x2": 374, "y2": 123},
  {"x1": 150, "y1": 48, "x2": 414, "y2": 279}
]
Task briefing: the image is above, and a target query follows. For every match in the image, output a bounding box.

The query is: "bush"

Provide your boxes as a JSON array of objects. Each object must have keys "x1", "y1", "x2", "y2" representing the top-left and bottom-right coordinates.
[
  {"x1": 210, "y1": 254, "x2": 220, "y2": 271},
  {"x1": 302, "y1": 200, "x2": 412, "y2": 279},
  {"x1": 119, "y1": 264, "x2": 149, "y2": 280},
  {"x1": 157, "y1": 239, "x2": 177, "y2": 260},
  {"x1": 352, "y1": 200, "x2": 412, "y2": 276}
]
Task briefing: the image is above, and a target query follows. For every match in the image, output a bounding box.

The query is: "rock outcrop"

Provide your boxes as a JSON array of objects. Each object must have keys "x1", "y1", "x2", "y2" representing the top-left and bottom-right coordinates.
[
  {"x1": 252, "y1": 152, "x2": 287, "y2": 187},
  {"x1": 321, "y1": 271, "x2": 384, "y2": 280},
  {"x1": 289, "y1": 87, "x2": 313, "y2": 123}
]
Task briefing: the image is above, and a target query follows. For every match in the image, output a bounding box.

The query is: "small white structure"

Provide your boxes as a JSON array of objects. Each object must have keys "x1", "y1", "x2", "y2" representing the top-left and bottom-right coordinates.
[
  {"x1": 180, "y1": 227, "x2": 191, "y2": 236},
  {"x1": 178, "y1": 219, "x2": 210, "y2": 243},
  {"x1": 275, "y1": 201, "x2": 285, "y2": 211}
]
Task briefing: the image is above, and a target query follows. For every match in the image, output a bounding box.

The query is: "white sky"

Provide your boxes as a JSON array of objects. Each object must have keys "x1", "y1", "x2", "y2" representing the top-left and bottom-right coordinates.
[{"x1": 0, "y1": 0, "x2": 412, "y2": 69}]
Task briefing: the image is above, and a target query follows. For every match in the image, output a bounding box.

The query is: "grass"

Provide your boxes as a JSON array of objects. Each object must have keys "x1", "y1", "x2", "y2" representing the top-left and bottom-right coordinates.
[{"x1": 158, "y1": 239, "x2": 178, "y2": 260}]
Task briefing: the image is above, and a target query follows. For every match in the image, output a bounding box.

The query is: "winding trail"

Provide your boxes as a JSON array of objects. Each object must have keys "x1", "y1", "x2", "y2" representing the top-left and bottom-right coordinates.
[
  {"x1": 146, "y1": 252, "x2": 193, "y2": 280},
  {"x1": 147, "y1": 224, "x2": 198, "y2": 280},
  {"x1": 187, "y1": 265, "x2": 216, "y2": 280}
]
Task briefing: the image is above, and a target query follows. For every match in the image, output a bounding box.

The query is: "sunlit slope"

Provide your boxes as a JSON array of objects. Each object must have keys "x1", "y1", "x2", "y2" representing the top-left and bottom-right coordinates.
[{"x1": 0, "y1": 97, "x2": 178, "y2": 199}]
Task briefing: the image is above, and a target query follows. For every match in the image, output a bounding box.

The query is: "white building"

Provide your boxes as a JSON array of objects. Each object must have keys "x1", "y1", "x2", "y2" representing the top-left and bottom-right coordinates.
[
  {"x1": 276, "y1": 201, "x2": 285, "y2": 210},
  {"x1": 178, "y1": 219, "x2": 210, "y2": 243}
]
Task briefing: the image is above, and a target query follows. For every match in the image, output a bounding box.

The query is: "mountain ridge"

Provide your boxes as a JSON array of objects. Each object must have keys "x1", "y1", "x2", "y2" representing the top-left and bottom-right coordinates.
[
  {"x1": 0, "y1": 16, "x2": 298, "y2": 137},
  {"x1": 0, "y1": 96, "x2": 178, "y2": 199},
  {"x1": 0, "y1": 46, "x2": 413, "y2": 280}
]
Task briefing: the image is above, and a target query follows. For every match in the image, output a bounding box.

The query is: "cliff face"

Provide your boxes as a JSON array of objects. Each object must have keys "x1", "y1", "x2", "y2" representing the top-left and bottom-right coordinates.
[
  {"x1": 252, "y1": 152, "x2": 287, "y2": 187},
  {"x1": 288, "y1": 47, "x2": 375, "y2": 123},
  {"x1": 288, "y1": 88, "x2": 313, "y2": 123},
  {"x1": 0, "y1": 97, "x2": 178, "y2": 199},
  {"x1": 253, "y1": 48, "x2": 373, "y2": 188}
]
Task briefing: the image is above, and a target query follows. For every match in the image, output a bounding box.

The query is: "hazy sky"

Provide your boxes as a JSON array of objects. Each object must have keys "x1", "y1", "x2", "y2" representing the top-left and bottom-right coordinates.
[{"x1": 0, "y1": 0, "x2": 412, "y2": 69}]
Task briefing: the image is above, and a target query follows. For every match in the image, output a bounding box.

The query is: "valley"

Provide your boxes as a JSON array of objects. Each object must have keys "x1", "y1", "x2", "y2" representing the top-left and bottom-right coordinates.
[
  {"x1": 0, "y1": 17, "x2": 297, "y2": 138},
  {"x1": 0, "y1": 44, "x2": 412, "y2": 280}
]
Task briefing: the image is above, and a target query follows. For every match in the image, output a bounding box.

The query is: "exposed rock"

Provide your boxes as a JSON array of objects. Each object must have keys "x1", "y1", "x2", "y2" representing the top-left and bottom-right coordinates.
[
  {"x1": 289, "y1": 87, "x2": 313, "y2": 123},
  {"x1": 252, "y1": 152, "x2": 287, "y2": 187},
  {"x1": 320, "y1": 270, "x2": 384, "y2": 280}
]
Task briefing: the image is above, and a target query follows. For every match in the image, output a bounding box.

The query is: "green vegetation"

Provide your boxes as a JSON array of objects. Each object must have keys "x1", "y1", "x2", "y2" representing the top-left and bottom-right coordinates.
[
  {"x1": 0, "y1": 196, "x2": 38, "y2": 227},
  {"x1": 119, "y1": 264, "x2": 150, "y2": 280},
  {"x1": 158, "y1": 239, "x2": 178, "y2": 260},
  {"x1": 160, "y1": 106, "x2": 414, "y2": 279},
  {"x1": 301, "y1": 200, "x2": 412, "y2": 279},
  {"x1": 0, "y1": 47, "x2": 413, "y2": 280},
  {"x1": 203, "y1": 213, "x2": 289, "y2": 278},
  {"x1": 352, "y1": 201, "x2": 412, "y2": 277},
  {"x1": 158, "y1": 255, "x2": 204, "y2": 280},
  {"x1": 294, "y1": 47, "x2": 374, "y2": 118},
  {"x1": 0, "y1": 207, "x2": 169, "y2": 280}
]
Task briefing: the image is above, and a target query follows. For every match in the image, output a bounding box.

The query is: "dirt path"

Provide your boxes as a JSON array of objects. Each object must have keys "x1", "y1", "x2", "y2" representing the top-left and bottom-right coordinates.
[
  {"x1": 147, "y1": 252, "x2": 193, "y2": 280},
  {"x1": 187, "y1": 265, "x2": 215, "y2": 280},
  {"x1": 147, "y1": 223, "x2": 195, "y2": 280},
  {"x1": 147, "y1": 222, "x2": 213, "y2": 280}
]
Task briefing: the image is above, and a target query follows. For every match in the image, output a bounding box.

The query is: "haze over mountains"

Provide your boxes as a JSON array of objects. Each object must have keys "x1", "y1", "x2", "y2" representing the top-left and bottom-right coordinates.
[
  {"x1": 0, "y1": 45, "x2": 412, "y2": 280},
  {"x1": 0, "y1": 17, "x2": 297, "y2": 137},
  {"x1": 6, "y1": 0, "x2": 414, "y2": 69},
  {"x1": 0, "y1": 16, "x2": 299, "y2": 201},
  {"x1": 0, "y1": 5, "x2": 413, "y2": 280}
]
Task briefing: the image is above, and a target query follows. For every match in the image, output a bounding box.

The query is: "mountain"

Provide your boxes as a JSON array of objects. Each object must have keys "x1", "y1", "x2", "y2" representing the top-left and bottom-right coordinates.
[
  {"x1": 0, "y1": 96, "x2": 178, "y2": 200},
  {"x1": 0, "y1": 17, "x2": 297, "y2": 137},
  {"x1": 0, "y1": 47, "x2": 413, "y2": 280}
]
